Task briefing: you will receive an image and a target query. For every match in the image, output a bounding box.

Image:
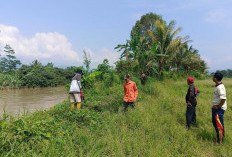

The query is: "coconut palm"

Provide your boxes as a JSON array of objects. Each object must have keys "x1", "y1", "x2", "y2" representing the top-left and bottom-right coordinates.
[
  {"x1": 148, "y1": 19, "x2": 189, "y2": 79},
  {"x1": 182, "y1": 46, "x2": 207, "y2": 74},
  {"x1": 172, "y1": 44, "x2": 189, "y2": 72}
]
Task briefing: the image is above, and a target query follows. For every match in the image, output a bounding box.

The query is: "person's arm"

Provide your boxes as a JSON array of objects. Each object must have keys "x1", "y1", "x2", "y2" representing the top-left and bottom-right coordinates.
[
  {"x1": 134, "y1": 83, "x2": 138, "y2": 101},
  {"x1": 185, "y1": 88, "x2": 189, "y2": 104},
  {"x1": 196, "y1": 89, "x2": 200, "y2": 97},
  {"x1": 212, "y1": 99, "x2": 226, "y2": 109},
  {"x1": 124, "y1": 84, "x2": 126, "y2": 97},
  {"x1": 187, "y1": 86, "x2": 194, "y2": 106}
]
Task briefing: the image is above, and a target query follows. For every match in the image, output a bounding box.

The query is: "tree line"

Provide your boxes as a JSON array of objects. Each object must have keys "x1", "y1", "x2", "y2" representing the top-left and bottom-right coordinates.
[
  {"x1": 0, "y1": 44, "x2": 114, "y2": 88},
  {"x1": 2, "y1": 12, "x2": 228, "y2": 89},
  {"x1": 211, "y1": 69, "x2": 232, "y2": 78}
]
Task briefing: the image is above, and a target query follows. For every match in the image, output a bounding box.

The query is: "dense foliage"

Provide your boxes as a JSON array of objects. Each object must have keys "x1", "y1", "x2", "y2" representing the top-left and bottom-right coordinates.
[
  {"x1": 0, "y1": 60, "x2": 84, "y2": 88},
  {"x1": 115, "y1": 13, "x2": 207, "y2": 79}
]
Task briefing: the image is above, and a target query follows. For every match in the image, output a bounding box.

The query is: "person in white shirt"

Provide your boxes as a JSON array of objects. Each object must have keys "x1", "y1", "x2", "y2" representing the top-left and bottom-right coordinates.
[
  {"x1": 69, "y1": 69, "x2": 83, "y2": 109},
  {"x1": 212, "y1": 72, "x2": 227, "y2": 144}
]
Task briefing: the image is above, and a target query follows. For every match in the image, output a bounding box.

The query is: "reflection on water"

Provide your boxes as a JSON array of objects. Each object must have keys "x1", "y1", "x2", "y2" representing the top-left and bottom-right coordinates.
[{"x1": 0, "y1": 86, "x2": 68, "y2": 117}]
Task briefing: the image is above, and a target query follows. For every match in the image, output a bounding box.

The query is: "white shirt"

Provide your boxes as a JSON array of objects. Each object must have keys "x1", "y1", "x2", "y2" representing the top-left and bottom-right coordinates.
[{"x1": 212, "y1": 83, "x2": 227, "y2": 110}]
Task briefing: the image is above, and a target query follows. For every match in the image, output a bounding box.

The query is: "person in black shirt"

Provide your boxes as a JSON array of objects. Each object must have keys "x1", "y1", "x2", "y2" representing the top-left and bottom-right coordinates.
[
  {"x1": 185, "y1": 77, "x2": 199, "y2": 129},
  {"x1": 140, "y1": 73, "x2": 146, "y2": 86}
]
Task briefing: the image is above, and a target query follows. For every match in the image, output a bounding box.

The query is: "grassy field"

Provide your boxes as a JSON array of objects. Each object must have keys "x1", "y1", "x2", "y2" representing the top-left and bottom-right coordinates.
[{"x1": 0, "y1": 78, "x2": 231, "y2": 157}]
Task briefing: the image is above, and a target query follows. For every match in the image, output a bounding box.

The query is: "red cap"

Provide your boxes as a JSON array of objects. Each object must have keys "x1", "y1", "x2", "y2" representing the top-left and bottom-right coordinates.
[{"x1": 187, "y1": 77, "x2": 194, "y2": 82}]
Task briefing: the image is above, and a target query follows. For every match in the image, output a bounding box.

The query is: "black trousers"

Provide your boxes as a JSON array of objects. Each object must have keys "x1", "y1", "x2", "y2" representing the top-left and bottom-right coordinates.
[
  {"x1": 186, "y1": 105, "x2": 196, "y2": 128},
  {"x1": 123, "y1": 102, "x2": 135, "y2": 112}
]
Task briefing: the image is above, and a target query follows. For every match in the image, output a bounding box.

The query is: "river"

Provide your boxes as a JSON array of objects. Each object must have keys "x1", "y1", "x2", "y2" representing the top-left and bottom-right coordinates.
[{"x1": 0, "y1": 86, "x2": 68, "y2": 118}]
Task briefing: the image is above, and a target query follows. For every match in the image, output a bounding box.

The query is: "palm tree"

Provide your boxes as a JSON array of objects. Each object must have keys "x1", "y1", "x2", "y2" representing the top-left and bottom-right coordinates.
[
  {"x1": 172, "y1": 44, "x2": 189, "y2": 72},
  {"x1": 148, "y1": 19, "x2": 189, "y2": 79},
  {"x1": 182, "y1": 46, "x2": 206, "y2": 74},
  {"x1": 114, "y1": 40, "x2": 130, "y2": 61}
]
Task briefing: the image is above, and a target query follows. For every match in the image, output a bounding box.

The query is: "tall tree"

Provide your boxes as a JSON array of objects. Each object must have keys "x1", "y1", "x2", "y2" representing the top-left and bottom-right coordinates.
[
  {"x1": 115, "y1": 12, "x2": 207, "y2": 79},
  {"x1": 130, "y1": 13, "x2": 162, "y2": 53},
  {"x1": 148, "y1": 20, "x2": 189, "y2": 79},
  {"x1": 115, "y1": 13, "x2": 163, "y2": 75},
  {"x1": 172, "y1": 44, "x2": 189, "y2": 72},
  {"x1": 181, "y1": 46, "x2": 207, "y2": 74},
  {"x1": 83, "y1": 49, "x2": 91, "y2": 73},
  {"x1": 0, "y1": 44, "x2": 21, "y2": 72}
]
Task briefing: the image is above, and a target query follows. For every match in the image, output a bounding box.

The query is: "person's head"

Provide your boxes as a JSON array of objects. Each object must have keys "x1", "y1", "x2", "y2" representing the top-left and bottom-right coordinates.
[
  {"x1": 213, "y1": 72, "x2": 223, "y2": 83},
  {"x1": 76, "y1": 69, "x2": 83, "y2": 75},
  {"x1": 124, "y1": 74, "x2": 130, "y2": 83},
  {"x1": 187, "y1": 77, "x2": 194, "y2": 85}
]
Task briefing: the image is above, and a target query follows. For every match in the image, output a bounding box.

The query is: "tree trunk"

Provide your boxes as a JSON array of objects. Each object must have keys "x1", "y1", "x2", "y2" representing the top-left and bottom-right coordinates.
[
  {"x1": 125, "y1": 51, "x2": 129, "y2": 61},
  {"x1": 158, "y1": 58, "x2": 164, "y2": 80},
  {"x1": 176, "y1": 62, "x2": 180, "y2": 73}
]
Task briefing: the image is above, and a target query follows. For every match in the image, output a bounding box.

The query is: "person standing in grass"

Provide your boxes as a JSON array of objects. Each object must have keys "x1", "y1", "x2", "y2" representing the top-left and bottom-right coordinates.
[
  {"x1": 185, "y1": 77, "x2": 199, "y2": 129},
  {"x1": 69, "y1": 69, "x2": 83, "y2": 110},
  {"x1": 140, "y1": 73, "x2": 146, "y2": 86},
  {"x1": 123, "y1": 74, "x2": 138, "y2": 113},
  {"x1": 212, "y1": 72, "x2": 227, "y2": 144}
]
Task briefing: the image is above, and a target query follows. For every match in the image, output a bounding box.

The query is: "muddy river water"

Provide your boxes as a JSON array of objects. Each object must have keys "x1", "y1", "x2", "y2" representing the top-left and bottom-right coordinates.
[{"x1": 0, "y1": 86, "x2": 68, "y2": 117}]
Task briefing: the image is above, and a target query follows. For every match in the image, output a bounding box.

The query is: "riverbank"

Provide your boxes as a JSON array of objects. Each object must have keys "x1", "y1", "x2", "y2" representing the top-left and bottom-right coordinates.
[{"x1": 1, "y1": 79, "x2": 232, "y2": 156}]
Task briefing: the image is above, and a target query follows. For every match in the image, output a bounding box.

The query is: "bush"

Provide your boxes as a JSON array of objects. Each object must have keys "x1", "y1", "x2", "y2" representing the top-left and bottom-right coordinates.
[
  {"x1": 0, "y1": 73, "x2": 22, "y2": 88},
  {"x1": 103, "y1": 73, "x2": 112, "y2": 87}
]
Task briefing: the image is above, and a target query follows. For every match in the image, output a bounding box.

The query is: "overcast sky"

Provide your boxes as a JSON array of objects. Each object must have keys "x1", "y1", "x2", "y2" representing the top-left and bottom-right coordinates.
[{"x1": 0, "y1": 0, "x2": 232, "y2": 71}]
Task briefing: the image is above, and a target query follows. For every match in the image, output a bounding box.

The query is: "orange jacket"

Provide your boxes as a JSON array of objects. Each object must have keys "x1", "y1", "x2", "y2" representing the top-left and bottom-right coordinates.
[{"x1": 124, "y1": 81, "x2": 138, "y2": 102}]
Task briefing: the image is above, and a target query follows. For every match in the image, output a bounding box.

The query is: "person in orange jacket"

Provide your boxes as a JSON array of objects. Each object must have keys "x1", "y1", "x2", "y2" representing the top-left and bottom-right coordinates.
[{"x1": 123, "y1": 74, "x2": 138, "y2": 113}]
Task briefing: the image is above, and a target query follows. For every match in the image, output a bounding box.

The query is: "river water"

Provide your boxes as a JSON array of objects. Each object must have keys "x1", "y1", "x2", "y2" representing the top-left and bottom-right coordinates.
[{"x1": 0, "y1": 86, "x2": 68, "y2": 117}]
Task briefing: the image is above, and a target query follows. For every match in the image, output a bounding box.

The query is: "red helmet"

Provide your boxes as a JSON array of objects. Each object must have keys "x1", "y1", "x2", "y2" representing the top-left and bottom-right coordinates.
[{"x1": 187, "y1": 77, "x2": 194, "y2": 82}]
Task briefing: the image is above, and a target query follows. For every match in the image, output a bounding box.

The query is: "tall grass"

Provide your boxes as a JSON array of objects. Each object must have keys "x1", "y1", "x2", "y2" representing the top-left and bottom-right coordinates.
[
  {"x1": 0, "y1": 78, "x2": 231, "y2": 156},
  {"x1": 0, "y1": 73, "x2": 22, "y2": 89}
]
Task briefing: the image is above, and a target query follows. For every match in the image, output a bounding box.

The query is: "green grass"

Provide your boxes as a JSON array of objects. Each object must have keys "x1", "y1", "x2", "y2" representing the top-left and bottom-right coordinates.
[{"x1": 0, "y1": 79, "x2": 232, "y2": 157}]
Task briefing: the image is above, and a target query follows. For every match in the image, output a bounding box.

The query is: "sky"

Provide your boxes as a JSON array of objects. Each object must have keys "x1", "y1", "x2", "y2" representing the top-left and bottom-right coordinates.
[{"x1": 0, "y1": 0, "x2": 232, "y2": 72}]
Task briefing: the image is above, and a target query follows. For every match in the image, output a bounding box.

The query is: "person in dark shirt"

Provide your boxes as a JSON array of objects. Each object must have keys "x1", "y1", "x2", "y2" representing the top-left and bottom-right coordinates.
[
  {"x1": 140, "y1": 73, "x2": 146, "y2": 86},
  {"x1": 185, "y1": 77, "x2": 199, "y2": 129}
]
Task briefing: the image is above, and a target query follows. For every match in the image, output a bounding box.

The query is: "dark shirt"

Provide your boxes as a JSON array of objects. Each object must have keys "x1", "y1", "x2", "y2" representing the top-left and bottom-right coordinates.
[
  {"x1": 140, "y1": 76, "x2": 146, "y2": 85},
  {"x1": 185, "y1": 84, "x2": 199, "y2": 106}
]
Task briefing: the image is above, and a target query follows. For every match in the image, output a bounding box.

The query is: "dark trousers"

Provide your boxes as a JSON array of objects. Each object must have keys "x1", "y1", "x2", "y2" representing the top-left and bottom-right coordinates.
[
  {"x1": 186, "y1": 105, "x2": 196, "y2": 128},
  {"x1": 212, "y1": 108, "x2": 225, "y2": 143},
  {"x1": 123, "y1": 102, "x2": 135, "y2": 112},
  {"x1": 141, "y1": 79, "x2": 146, "y2": 86}
]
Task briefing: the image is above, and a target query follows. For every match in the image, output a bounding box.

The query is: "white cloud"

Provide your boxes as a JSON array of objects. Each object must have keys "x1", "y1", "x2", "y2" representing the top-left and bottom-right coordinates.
[
  {"x1": 100, "y1": 48, "x2": 120, "y2": 64},
  {"x1": 0, "y1": 24, "x2": 81, "y2": 66},
  {"x1": 83, "y1": 48, "x2": 120, "y2": 68},
  {"x1": 0, "y1": 24, "x2": 120, "y2": 68}
]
